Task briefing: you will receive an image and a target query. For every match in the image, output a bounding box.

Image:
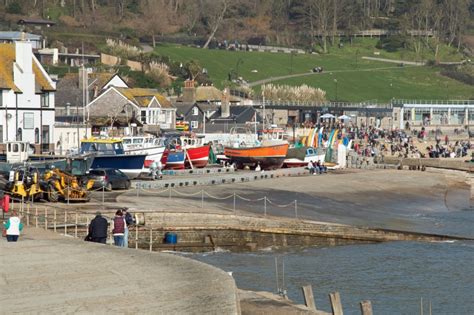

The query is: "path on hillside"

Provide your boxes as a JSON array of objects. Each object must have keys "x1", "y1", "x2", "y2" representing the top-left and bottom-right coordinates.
[{"x1": 248, "y1": 65, "x2": 414, "y2": 87}]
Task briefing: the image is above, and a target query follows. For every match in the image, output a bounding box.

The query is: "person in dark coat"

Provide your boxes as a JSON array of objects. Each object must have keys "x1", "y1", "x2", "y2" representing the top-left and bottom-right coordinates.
[{"x1": 87, "y1": 212, "x2": 108, "y2": 244}]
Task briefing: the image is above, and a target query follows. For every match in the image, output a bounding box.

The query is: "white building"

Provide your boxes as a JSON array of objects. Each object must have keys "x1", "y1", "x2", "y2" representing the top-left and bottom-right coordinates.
[{"x1": 0, "y1": 41, "x2": 56, "y2": 153}]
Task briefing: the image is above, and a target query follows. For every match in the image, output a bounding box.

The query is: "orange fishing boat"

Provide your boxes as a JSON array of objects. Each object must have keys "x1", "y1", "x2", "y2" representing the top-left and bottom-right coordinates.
[{"x1": 224, "y1": 141, "x2": 289, "y2": 170}]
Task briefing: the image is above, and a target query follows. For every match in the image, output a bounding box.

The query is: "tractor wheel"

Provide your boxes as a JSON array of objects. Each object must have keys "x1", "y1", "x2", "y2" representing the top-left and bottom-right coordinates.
[{"x1": 47, "y1": 185, "x2": 59, "y2": 203}]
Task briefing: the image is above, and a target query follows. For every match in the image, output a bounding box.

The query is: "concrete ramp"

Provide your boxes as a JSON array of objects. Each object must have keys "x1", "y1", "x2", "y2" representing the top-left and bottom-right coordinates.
[{"x1": 0, "y1": 228, "x2": 239, "y2": 314}]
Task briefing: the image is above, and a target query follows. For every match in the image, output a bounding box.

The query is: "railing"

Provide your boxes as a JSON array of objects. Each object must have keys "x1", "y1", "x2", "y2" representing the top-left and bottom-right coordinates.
[
  {"x1": 254, "y1": 99, "x2": 392, "y2": 109},
  {"x1": 392, "y1": 99, "x2": 474, "y2": 106}
]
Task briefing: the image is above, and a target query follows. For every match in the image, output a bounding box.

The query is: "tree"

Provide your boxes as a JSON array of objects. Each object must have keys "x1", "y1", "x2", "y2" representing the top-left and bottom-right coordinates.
[{"x1": 202, "y1": 0, "x2": 229, "y2": 49}]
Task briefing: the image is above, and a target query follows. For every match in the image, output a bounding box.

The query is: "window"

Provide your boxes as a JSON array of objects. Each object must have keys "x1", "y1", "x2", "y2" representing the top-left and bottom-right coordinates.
[
  {"x1": 192, "y1": 106, "x2": 199, "y2": 116},
  {"x1": 141, "y1": 110, "x2": 147, "y2": 124},
  {"x1": 0, "y1": 91, "x2": 3, "y2": 107},
  {"x1": 16, "y1": 128, "x2": 22, "y2": 141},
  {"x1": 41, "y1": 93, "x2": 49, "y2": 107},
  {"x1": 191, "y1": 121, "x2": 199, "y2": 129},
  {"x1": 23, "y1": 112, "x2": 34, "y2": 129},
  {"x1": 34, "y1": 128, "x2": 39, "y2": 144},
  {"x1": 42, "y1": 125, "x2": 49, "y2": 151}
]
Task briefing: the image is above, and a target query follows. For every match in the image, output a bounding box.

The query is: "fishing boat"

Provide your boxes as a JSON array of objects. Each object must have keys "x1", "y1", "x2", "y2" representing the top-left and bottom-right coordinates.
[
  {"x1": 180, "y1": 135, "x2": 210, "y2": 168},
  {"x1": 224, "y1": 140, "x2": 289, "y2": 170},
  {"x1": 283, "y1": 147, "x2": 325, "y2": 168},
  {"x1": 80, "y1": 138, "x2": 146, "y2": 179},
  {"x1": 161, "y1": 149, "x2": 186, "y2": 170},
  {"x1": 122, "y1": 136, "x2": 165, "y2": 168}
]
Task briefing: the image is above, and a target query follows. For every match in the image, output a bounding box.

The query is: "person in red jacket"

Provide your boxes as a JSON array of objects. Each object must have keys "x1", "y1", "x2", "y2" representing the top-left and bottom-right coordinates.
[{"x1": 111, "y1": 210, "x2": 125, "y2": 247}]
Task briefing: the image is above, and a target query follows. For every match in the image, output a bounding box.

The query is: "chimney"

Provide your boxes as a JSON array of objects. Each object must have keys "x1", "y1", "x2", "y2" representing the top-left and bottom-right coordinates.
[
  {"x1": 182, "y1": 79, "x2": 196, "y2": 103},
  {"x1": 78, "y1": 67, "x2": 88, "y2": 90},
  {"x1": 221, "y1": 88, "x2": 230, "y2": 118},
  {"x1": 15, "y1": 40, "x2": 33, "y2": 73}
]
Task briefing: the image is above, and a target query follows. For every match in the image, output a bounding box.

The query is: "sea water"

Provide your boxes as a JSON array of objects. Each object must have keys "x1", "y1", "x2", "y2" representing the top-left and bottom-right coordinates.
[{"x1": 186, "y1": 203, "x2": 474, "y2": 314}]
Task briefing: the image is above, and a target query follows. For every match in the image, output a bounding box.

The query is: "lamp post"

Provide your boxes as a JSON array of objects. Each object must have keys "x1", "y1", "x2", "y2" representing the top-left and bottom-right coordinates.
[{"x1": 334, "y1": 79, "x2": 338, "y2": 102}]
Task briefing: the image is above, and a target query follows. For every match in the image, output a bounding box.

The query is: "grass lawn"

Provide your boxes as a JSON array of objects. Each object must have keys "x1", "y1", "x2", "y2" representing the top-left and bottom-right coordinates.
[{"x1": 276, "y1": 66, "x2": 474, "y2": 103}]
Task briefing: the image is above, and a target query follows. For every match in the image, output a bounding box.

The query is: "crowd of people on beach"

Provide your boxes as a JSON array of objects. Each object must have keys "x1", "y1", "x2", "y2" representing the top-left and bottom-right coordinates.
[{"x1": 312, "y1": 121, "x2": 472, "y2": 160}]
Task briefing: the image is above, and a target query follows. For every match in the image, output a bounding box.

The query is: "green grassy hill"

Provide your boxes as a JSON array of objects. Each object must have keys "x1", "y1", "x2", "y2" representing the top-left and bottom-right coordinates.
[{"x1": 154, "y1": 39, "x2": 473, "y2": 103}]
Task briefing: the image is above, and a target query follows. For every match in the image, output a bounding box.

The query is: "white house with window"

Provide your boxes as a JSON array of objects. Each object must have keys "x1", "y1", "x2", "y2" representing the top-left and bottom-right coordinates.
[
  {"x1": 0, "y1": 41, "x2": 55, "y2": 153},
  {"x1": 86, "y1": 86, "x2": 175, "y2": 135}
]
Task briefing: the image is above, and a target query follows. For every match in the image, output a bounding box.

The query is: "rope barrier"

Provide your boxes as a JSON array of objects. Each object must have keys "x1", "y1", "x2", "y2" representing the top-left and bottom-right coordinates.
[
  {"x1": 171, "y1": 189, "x2": 203, "y2": 197},
  {"x1": 139, "y1": 187, "x2": 171, "y2": 195},
  {"x1": 235, "y1": 194, "x2": 265, "y2": 202},
  {"x1": 266, "y1": 199, "x2": 297, "y2": 208},
  {"x1": 203, "y1": 191, "x2": 234, "y2": 200}
]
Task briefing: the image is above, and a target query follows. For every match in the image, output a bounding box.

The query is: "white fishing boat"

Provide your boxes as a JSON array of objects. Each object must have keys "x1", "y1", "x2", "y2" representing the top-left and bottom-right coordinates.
[{"x1": 122, "y1": 136, "x2": 165, "y2": 168}]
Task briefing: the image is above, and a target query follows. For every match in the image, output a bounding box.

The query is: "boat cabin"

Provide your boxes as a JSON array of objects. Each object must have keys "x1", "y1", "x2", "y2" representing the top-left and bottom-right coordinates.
[
  {"x1": 5, "y1": 141, "x2": 33, "y2": 163},
  {"x1": 122, "y1": 136, "x2": 164, "y2": 151},
  {"x1": 80, "y1": 138, "x2": 125, "y2": 155}
]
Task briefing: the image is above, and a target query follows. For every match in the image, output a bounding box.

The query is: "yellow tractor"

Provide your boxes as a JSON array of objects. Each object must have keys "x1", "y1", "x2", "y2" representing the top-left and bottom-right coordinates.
[
  {"x1": 43, "y1": 168, "x2": 95, "y2": 202},
  {"x1": 5, "y1": 167, "x2": 43, "y2": 201}
]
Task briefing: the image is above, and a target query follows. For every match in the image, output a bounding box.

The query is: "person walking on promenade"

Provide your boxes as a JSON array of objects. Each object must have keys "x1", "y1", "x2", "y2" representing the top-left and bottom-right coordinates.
[
  {"x1": 88, "y1": 212, "x2": 108, "y2": 244},
  {"x1": 445, "y1": 135, "x2": 449, "y2": 145},
  {"x1": 112, "y1": 209, "x2": 125, "y2": 247},
  {"x1": 122, "y1": 208, "x2": 134, "y2": 248},
  {"x1": 307, "y1": 160, "x2": 314, "y2": 174},
  {"x1": 3, "y1": 211, "x2": 23, "y2": 242}
]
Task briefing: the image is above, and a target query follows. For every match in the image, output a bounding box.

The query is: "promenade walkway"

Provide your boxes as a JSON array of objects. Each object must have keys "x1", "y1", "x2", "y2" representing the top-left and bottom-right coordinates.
[{"x1": 0, "y1": 227, "x2": 239, "y2": 314}]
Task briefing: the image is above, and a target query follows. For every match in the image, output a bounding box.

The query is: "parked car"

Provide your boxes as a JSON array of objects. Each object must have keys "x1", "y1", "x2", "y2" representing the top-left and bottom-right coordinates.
[{"x1": 87, "y1": 168, "x2": 131, "y2": 191}]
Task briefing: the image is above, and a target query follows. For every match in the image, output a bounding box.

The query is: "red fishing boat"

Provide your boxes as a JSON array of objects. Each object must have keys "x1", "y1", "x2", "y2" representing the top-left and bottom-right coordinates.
[
  {"x1": 224, "y1": 141, "x2": 289, "y2": 170},
  {"x1": 181, "y1": 135, "x2": 210, "y2": 168}
]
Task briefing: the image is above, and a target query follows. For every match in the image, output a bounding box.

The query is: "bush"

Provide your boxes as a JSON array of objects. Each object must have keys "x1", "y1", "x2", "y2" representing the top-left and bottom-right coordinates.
[
  {"x1": 6, "y1": 1, "x2": 22, "y2": 14},
  {"x1": 440, "y1": 69, "x2": 474, "y2": 86},
  {"x1": 376, "y1": 35, "x2": 409, "y2": 52}
]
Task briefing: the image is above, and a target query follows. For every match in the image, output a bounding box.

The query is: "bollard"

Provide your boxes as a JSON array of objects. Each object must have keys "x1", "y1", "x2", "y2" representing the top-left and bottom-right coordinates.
[
  {"x1": 45, "y1": 208, "x2": 48, "y2": 230},
  {"x1": 64, "y1": 211, "x2": 68, "y2": 235},
  {"x1": 149, "y1": 228, "x2": 153, "y2": 252},
  {"x1": 201, "y1": 190, "x2": 204, "y2": 208},
  {"x1": 75, "y1": 212, "x2": 78, "y2": 238},
  {"x1": 135, "y1": 225, "x2": 139, "y2": 250},
  {"x1": 35, "y1": 207, "x2": 38, "y2": 227},
  {"x1": 233, "y1": 192, "x2": 236, "y2": 214},
  {"x1": 329, "y1": 292, "x2": 343, "y2": 315},
  {"x1": 360, "y1": 300, "x2": 372, "y2": 315},
  {"x1": 54, "y1": 209, "x2": 57, "y2": 232},
  {"x1": 264, "y1": 197, "x2": 267, "y2": 216},
  {"x1": 302, "y1": 285, "x2": 317, "y2": 311},
  {"x1": 26, "y1": 206, "x2": 30, "y2": 226}
]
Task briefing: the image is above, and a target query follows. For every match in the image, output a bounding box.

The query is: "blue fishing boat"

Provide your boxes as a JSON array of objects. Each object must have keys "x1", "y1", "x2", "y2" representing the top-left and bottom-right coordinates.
[
  {"x1": 161, "y1": 150, "x2": 186, "y2": 170},
  {"x1": 80, "y1": 138, "x2": 146, "y2": 179}
]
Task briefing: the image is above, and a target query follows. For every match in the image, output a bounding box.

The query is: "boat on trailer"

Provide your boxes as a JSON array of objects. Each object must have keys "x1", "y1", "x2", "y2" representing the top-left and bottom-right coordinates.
[{"x1": 80, "y1": 138, "x2": 146, "y2": 179}]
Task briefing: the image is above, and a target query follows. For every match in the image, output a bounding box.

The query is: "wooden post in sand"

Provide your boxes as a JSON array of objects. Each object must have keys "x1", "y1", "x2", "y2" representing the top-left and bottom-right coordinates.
[
  {"x1": 469, "y1": 175, "x2": 474, "y2": 207},
  {"x1": 301, "y1": 285, "x2": 317, "y2": 311},
  {"x1": 360, "y1": 300, "x2": 373, "y2": 315},
  {"x1": 329, "y1": 292, "x2": 343, "y2": 315}
]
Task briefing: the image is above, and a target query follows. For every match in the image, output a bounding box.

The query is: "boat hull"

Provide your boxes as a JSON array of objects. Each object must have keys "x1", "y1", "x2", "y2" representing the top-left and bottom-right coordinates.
[
  {"x1": 90, "y1": 154, "x2": 146, "y2": 179},
  {"x1": 224, "y1": 143, "x2": 289, "y2": 170},
  {"x1": 163, "y1": 150, "x2": 185, "y2": 170},
  {"x1": 283, "y1": 147, "x2": 325, "y2": 168},
  {"x1": 185, "y1": 145, "x2": 210, "y2": 168},
  {"x1": 126, "y1": 146, "x2": 165, "y2": 168}
]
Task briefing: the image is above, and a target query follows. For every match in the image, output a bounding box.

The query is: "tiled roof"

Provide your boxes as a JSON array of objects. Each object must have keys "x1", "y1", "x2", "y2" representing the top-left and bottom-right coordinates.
[
  {"x1": 195, "y1": 86, "x2": 223, "y2": 102},
  {"x1": 0, "y1": 44, "x2": 20, "y2": 92},
  {"x1": 116, "y1": 88, "x2": 173, "y2": 108},
  {"x1": 0, "y1": 31, "x2": 41, "y2": 41},
  {"x1": 0, "y1": 43, "x2": 54, "y2": 92}
]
